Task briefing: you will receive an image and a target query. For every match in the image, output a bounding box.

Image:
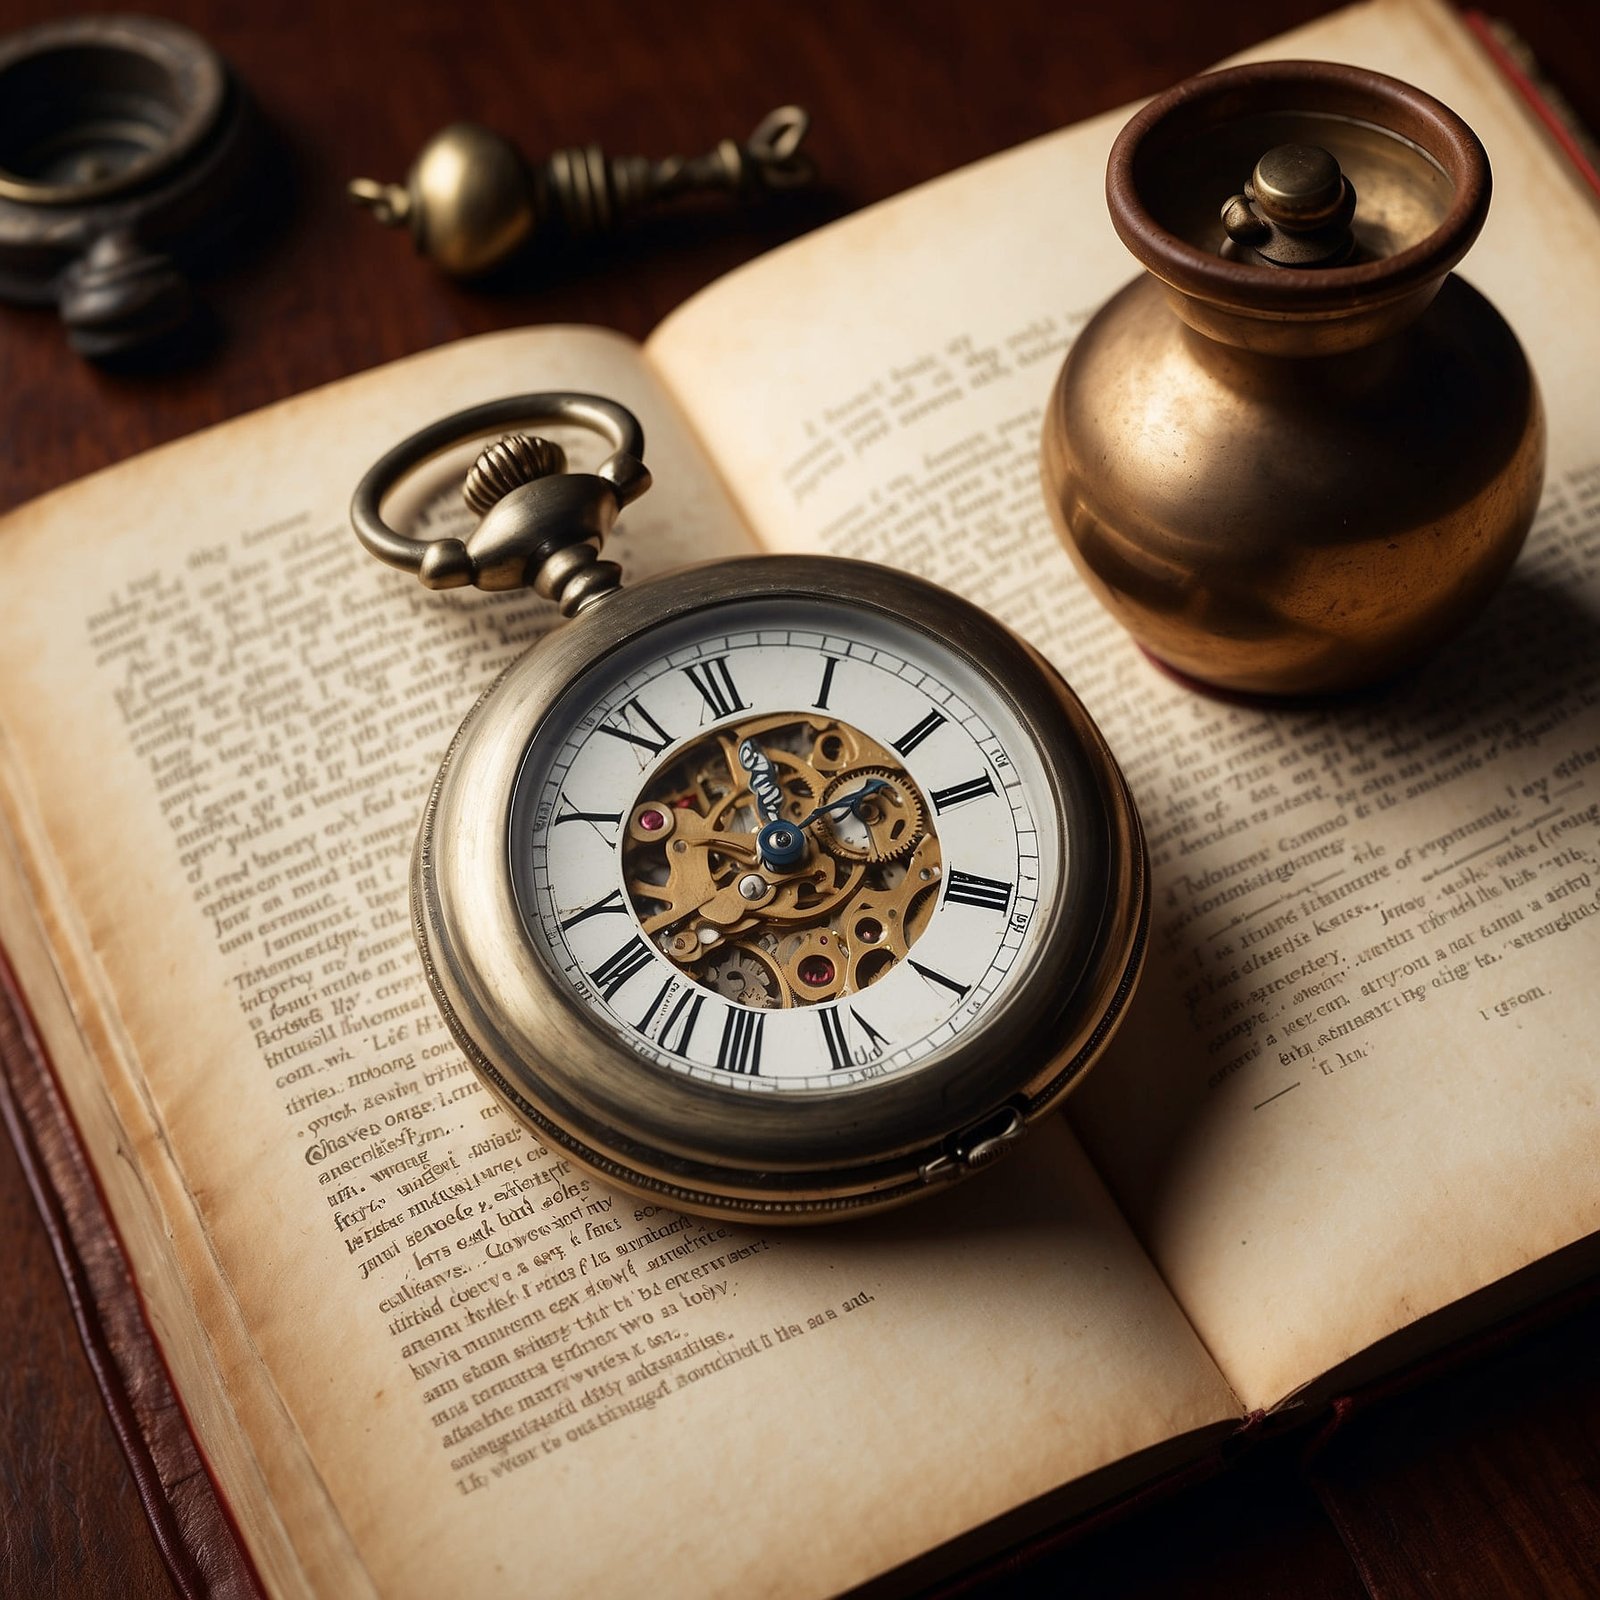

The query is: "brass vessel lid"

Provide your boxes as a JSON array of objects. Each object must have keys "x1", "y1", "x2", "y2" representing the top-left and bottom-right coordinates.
[{"x1": 1107, "y1": 60, "x2": 1491, "y2": 352}]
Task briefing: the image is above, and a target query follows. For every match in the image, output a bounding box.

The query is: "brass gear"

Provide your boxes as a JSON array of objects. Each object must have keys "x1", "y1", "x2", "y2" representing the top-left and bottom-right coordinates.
[
  {"x1": 816, "y1": 767, "x2": 926, "y2": 864},
  {"x1": 704, "y1": 944, "x2": 786, "y2": 1008},
  {"x1": 623, "y1": 715, "x2": 938, "y2": 1004}
]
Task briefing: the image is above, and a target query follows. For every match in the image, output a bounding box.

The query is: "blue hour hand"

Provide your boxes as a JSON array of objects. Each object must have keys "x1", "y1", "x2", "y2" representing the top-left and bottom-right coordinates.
[
  {"x1": 737, "y1": 736, "x2": 787, "y2": 824},
  {"x1": 756, "y1": 777, "x2": 891, "y2": 871}
]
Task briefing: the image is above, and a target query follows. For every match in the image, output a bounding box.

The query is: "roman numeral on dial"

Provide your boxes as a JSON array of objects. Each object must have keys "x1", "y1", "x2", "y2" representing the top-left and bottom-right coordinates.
[
  {"x1": 682, "y1": 657, "x2": 747, "y2": 721},
  {"x1": 813, "y1": 656, "x2": 840, "y2": 711},
  {"x1": 819, "y1": 1007, "x2": 850, "y2": 1070},
  {"x1": 638, "y1": 978, "x2": 675, "y2": 1034},
  {"x1": 892, "y1": 709, "x2": 946, "y2": 757},
  {"x1": 854, "y1": 1008, "x2": 889, "y2": 1053},
  {"x1": 588, "y1": 937, "x2": 655, "y2": 1001},
  {"x1": 930, "y1": 773, "x2": 996, "y2": 812},
  {"x1": 943, "y1": 870, "x2": 1013, "y2": 913},
  {"x1": 598, "y1": 698, "x2": 671, "y2": 757},
  {"x1": 820, "y1": 1006, "x2": 891, "y2": 1071},
  {"x1": 717, "y1": 1007, "x2": 765, "y2": 1075},
  {"x1": 558, "y1": 887, "x2": 627, "y2": 931},
  {"x1": 659, "y1": 989, "x2": 704, "y2": 1055},
  {"x1": 554, "y1": 797, "x2": 623, "y2": 842}
]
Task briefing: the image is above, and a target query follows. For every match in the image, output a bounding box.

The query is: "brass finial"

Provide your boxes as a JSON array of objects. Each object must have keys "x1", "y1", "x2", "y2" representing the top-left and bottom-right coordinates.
[
  {"x1": 349, "y1": 106, "x2": 816, "y2": 279},
  {"x1": 1221, "y1": 143, "x2": 1357, "y2": 267},
  {"x1": 463, "y1": 433, "x2": 567, "y2": 515}
]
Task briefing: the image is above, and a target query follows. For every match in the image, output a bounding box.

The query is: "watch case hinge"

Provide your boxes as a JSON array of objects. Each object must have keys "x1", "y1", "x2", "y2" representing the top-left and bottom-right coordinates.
[{"x1": 919, "y1": 1104, "x2": 1026, "y2": 1184}]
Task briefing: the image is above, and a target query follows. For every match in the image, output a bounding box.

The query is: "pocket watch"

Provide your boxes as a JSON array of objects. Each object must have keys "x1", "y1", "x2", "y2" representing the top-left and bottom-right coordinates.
[{"x1": 352, "y1": 394, "x2": 1147, "y2": 1223}]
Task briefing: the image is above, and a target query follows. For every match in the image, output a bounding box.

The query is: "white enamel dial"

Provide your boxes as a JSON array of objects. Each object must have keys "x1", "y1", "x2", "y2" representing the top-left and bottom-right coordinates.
[{"x1": 508, "y1": 597, "x2": 1062, "y2": 1093}]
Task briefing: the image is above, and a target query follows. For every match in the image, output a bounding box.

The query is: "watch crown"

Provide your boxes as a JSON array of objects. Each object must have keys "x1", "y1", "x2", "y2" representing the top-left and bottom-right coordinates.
[{"x1": 463, "y1": 432, "x2": 568, "y2": 515}]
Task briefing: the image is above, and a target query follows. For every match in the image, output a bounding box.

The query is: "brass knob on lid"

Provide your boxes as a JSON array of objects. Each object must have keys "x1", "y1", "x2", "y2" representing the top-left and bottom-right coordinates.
[
  {"x1": 1222, "y1": 142, "x2": 1357, "y2": 267},
  {"x1": 1253, "y1": 144, "x2": 1346, "y2": 223}
]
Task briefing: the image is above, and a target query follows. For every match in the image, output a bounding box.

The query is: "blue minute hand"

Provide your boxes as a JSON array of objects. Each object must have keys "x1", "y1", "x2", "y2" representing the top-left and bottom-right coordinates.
[{"x1": 794, "y1": 778, "x2": 890, "y2": 831}]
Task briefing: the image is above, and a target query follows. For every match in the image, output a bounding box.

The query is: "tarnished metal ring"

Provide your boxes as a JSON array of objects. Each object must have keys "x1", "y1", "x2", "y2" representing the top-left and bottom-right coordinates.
[{"x1": 350, "y1": 392, "x2": 648, "y2": 579}]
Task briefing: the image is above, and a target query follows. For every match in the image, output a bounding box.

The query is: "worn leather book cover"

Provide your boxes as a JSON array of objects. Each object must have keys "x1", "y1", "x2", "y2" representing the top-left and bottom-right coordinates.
[{"x1": 0, "y1": 951, "x2": 261, "y2": 1599}]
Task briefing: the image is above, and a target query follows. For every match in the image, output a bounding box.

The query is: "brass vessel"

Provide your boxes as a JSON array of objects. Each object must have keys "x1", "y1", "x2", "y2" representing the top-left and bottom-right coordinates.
[{"x1": 1042, "y1": 61, "x2": 1544, "y2": 696}]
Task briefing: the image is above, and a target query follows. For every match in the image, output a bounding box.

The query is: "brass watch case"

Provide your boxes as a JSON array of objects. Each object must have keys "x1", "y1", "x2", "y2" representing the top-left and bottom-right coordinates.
[{"x1": 415, "y1": 555, "x2": 1147, "y2": 1223}]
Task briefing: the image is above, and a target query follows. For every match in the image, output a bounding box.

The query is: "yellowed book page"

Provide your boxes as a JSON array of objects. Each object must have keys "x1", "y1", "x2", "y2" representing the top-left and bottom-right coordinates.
[
  {"x1": 0, "y1": 326, "x2": 1236, "y2": 1597},
  {"x1": 646, "y1": 0, "x2": 1600, "y2": 1409}
]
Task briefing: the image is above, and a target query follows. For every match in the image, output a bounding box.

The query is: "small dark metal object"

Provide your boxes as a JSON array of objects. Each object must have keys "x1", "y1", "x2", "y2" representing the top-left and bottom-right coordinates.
[
  {"x1": 0, "y1": 14, "x2": 257, "y2": 359},
  {"x1": 348, "y1": 106, "x2": 816, "y2": 278}
]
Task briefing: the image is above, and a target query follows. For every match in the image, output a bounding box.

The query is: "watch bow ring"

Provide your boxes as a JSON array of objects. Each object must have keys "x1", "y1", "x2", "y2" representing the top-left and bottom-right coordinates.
[{"x1": 351, "y1": 391, "x2": 650, "y2": 601}]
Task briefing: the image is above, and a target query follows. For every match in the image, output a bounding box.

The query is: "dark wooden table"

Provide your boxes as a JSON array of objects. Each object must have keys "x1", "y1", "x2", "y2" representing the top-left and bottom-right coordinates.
[{"x1": 2, "y1": 2, "x2": 1598, "y2": 1595}]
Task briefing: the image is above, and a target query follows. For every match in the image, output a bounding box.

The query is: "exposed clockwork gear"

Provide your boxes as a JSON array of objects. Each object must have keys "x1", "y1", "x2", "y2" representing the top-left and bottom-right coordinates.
[
  {"x1": 622, "y1": 713, "x2": 940, "y2": 1007},
  {"x1": 705, "y1": 946, "x2": 786, "y2": 1008},
  {"x1": 816, "y1": 767, "x2": 924, "y2": 864}
]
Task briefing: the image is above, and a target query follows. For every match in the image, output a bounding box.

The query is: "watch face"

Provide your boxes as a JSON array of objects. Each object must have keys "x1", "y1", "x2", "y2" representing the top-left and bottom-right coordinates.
[{"x1": 508, "y1": 596, "x2": 1063, "y2": 1093}]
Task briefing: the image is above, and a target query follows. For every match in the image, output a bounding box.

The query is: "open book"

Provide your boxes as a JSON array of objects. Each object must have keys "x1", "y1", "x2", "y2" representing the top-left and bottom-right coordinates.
[{"x1": 2, "y1": 0, "x2": 1597, "y2": 1593}]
